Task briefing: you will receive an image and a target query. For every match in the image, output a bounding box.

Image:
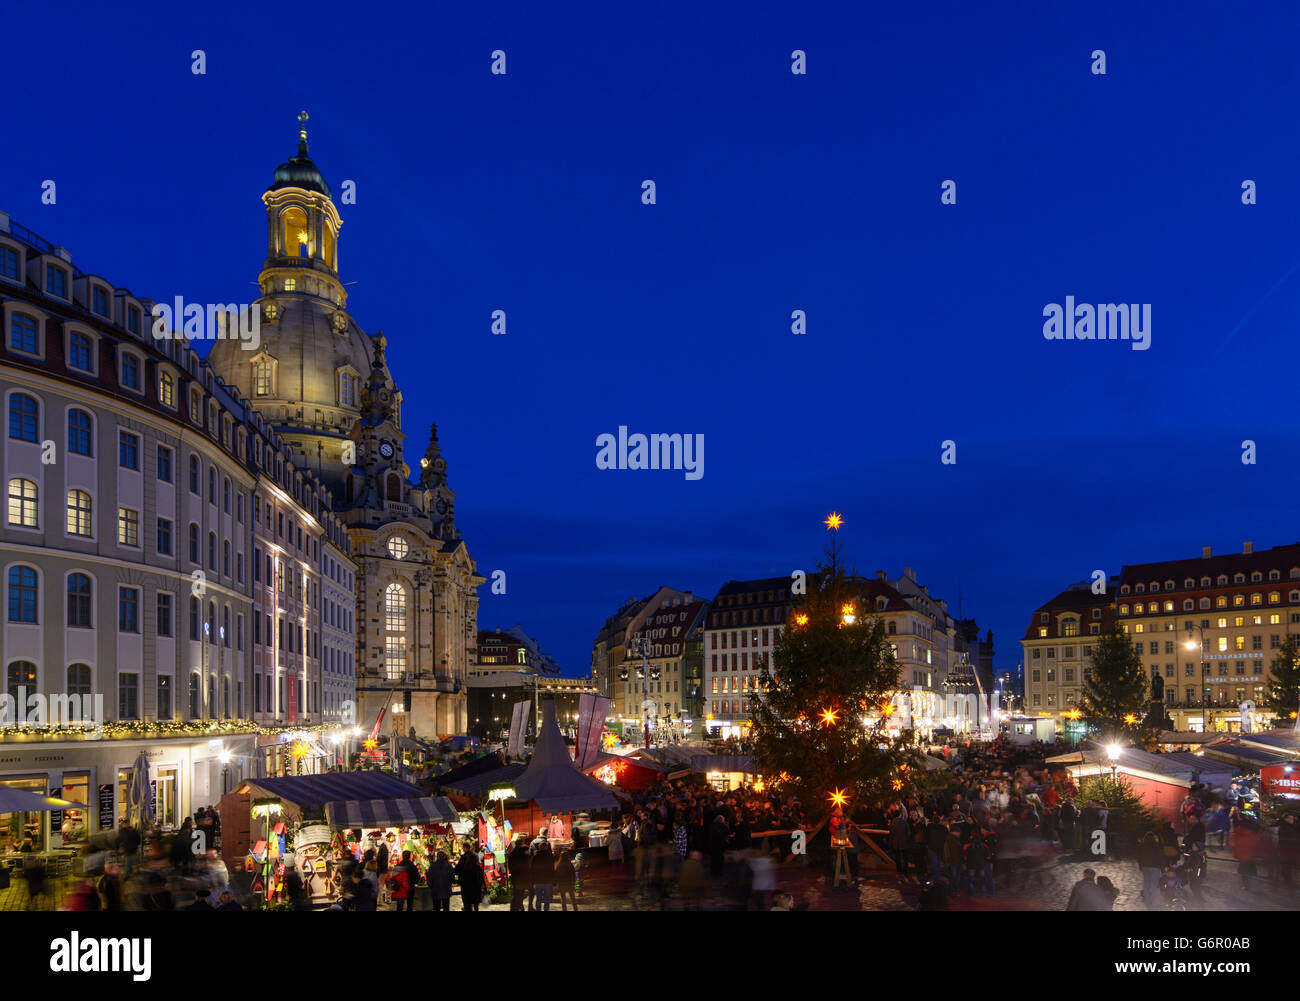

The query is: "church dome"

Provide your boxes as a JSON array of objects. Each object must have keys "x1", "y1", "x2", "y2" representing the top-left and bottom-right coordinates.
[{"x1": 270, "y1": 143, "x2": 331, "y2": 199}]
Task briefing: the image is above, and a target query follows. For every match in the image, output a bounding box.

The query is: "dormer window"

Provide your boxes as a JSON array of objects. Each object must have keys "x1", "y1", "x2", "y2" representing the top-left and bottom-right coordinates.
[
  {"x1": 120, "y1": 351, "x2": 142, "y2": 392},
  {"x1": 0, "y1": 244, "x2": 19, "y2": 281},
  {"x1": 92, "y1": 286, "x2": 109, "y2": 316},
  {"x1": 9, "y1": 311, "x2": 39, "y2": 355},
  {"x1": 158, "y1": 370, "x2": 175, "y2": 407},
  {"x1": 46, "y1": 264, "x2": 68, "y2": 298},
  {"x1": 68, "y1": 330, "x2": 94, "y2": 373},
  {"x1": 127, "y1": 305, "x2": 141, "y2": 335}
]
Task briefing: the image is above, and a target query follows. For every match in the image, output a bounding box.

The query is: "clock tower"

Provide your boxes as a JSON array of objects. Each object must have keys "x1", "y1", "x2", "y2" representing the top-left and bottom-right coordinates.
[{"x1": 208, "y1": 114, "x2": 483, "y2": 737}]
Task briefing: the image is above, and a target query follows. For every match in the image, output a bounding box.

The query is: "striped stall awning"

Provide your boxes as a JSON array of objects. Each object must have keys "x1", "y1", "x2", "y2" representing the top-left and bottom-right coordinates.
[{"x1": 324, "y1": 796, "x2": 460, "y2": 829}]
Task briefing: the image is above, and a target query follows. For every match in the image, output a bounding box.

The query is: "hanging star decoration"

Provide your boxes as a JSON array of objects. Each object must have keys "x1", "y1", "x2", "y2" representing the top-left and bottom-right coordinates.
[
  {"x1": 819, "y1": 706, "x2": 840, "y2": 728},
  {"x1": 1123, "y1": 713, "x2": 1139, "y2": 726},
  {"x1": 363, "y1": 738, "x2": 378, "y2": 751},
  {"x1": 291, "y1": 741, "x2": 309, "y2": 760},
  {"x1": 881, "y1": 703, "x2": 896, "y2": 717},
  {"x1": 891, "y1": 778, "x2": 904, "y2": 791},
  {"x1": 795, "y1": 613, "x2": 809, "y2": 627},
  {"x1": 824, "y1": 512, "x2": 843, "y2": 531},
  {"x1": 828, "y1": 788, "x2": 849, "y2": 808}
]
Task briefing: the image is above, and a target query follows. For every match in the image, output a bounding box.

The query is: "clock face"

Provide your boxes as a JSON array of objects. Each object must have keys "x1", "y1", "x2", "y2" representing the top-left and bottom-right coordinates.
[{"x1": 379, "y1": 441, "x2": 394, "y2": 459}]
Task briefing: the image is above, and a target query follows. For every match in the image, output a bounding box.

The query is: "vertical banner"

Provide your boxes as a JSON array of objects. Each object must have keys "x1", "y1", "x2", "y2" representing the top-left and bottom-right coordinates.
[
  {"x1": 507, "y1": 700, "x2": 531, "y2": 759},
  {"x1": 574, "y1": 694, "x2": 612, "y2": 769}
]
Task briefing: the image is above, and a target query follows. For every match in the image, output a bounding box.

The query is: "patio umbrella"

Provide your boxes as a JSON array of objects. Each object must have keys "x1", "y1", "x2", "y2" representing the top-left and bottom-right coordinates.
[
  {"x1": 126, "y1": 752, "x2": 153, "y2": 829},
  {"x1": 0, "y1": 787, "x2": 74, "y2": 812}
]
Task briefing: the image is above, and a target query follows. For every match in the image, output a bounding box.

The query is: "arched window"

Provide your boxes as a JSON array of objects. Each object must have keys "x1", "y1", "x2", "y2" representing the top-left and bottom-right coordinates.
[
  {"x1": 223, "y1": 677, "x2": 231, "y2": 719},
  {"x1": 254, "y1": 360, "x2": 273, "y2": 396},
  {"x1": 386, "y1": 474, "x2": 401, "y2": 501},
  {"x1": 6, "y1": 661, "x2": 37, "y2": 704},
  {"x1": 66, "y1": 489, "x2": 92, "y2": 536},
  {"x1": 66, "y1": 573, "x2": 92, "y2": 628},
  {"x1": 8, "y1": 393, "x2": 38, "y2": 442},
  {"x1": 385, "y1": 583, "x2": 407, "y2": 681},
  {"x1": 67, "y1": 409, "x2": 93, "y2": 456},
  {"x1": 159, "y1": 370, "x2": 175, "y2": 407},
  {"x1": 7, "y1": 478, "x2": 37, "y2": 528},
  {"x1": 223, "y1": 477, "x2": 231, "y2": 513},
  {"x1": 7, "y1": 566, "x2": 37, "y2": 622},
  {"x1": 67, "y1": 663, "x2": 91, "y2": 698},
  {"x1": 188, "y1": 523, "x2": 200, "y2": 564},
  {"x1": 189, "y1": 456, "x2": 200, "y2": 494}
]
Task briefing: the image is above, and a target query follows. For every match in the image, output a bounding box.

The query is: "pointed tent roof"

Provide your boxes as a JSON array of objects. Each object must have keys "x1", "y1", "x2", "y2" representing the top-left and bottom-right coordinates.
[{"x1": 513, "y1": 700, "x2": 619, "y2": 813}]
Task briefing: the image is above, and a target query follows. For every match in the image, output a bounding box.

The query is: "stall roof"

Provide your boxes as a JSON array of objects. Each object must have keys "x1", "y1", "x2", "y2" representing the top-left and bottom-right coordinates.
[
  {"x1": 236, "y1": 772, "x2": 426, "y2": 817},
  {"x1": 1200, "y1": 739, "x2": 1293, "y2": 771},
  {"x1": 325, "y1": 796, "x2": 459, "y2": 829},
  {"x1": 436, "y1": 762, "x2": 527, "y2": 799},
  {"x1": 691, "y1": 754, "x2": 756, "y2": 774},
  {"x1": 431, "y1": 751, "x2": 508, "y2": 787},
  {"x1": 1046, "y1": 743, "x2": 1231, "y2": 783},
  {"x1": 512, "y1": 701, "x2": 619, "y2": 813},
  {"x1": 1158, "y1": 731, "x2": 1219, "y2": 745},
  {"x1": 1234, "y1": 731, "x2": 1300, "y2": 756}
]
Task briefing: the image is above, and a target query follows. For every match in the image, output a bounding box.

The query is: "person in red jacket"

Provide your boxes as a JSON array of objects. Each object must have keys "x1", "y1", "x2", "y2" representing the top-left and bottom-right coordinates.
[
  {"x1": 389, "y1": 850, "x2": 419, "y2": 912},
  {"x1": 1233, "y1": 817, "x2": 1261, "y2": 889}
]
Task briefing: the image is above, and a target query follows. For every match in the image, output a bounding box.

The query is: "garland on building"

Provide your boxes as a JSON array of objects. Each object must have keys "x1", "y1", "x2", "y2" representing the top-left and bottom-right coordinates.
[{"x1": 0, "y1": 719, "x2": 340, "y2": 741}]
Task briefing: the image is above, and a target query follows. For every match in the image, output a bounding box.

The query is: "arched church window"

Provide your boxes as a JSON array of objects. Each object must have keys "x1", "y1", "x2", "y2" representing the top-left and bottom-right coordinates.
[
  {"x1": 386, "y1": 474, "x2": 400, "y2": 501},
  {"x1": 385, "y1": 583, "x2": 407, "y2": 681}
]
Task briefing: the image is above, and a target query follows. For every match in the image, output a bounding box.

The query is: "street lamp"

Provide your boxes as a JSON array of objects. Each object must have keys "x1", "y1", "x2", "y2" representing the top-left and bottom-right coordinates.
[
  {"x1": 1185, "y1": 622, "x2": 1213, "y2": 733},
  {"x1": 218, "y1": 748, "x2": 232, "y2": 795},
  {"x1": 1105, "y1": 743, "x2": 1121, "y2": 784}
]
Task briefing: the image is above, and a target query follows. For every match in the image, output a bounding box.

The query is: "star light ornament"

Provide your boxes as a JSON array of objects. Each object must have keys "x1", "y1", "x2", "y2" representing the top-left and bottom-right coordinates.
[
  {"x1": 828, "y1": 788, "x2": 849, "y2": 808},
  {"x1": 820, "y1": 707, "x2": 840, "y2": 728},
  {"x1": 1123, "y1": 713, "x2": 1139, "y2": 726},
  {"x1": 824, "y1": 512, "x2": 843, "y2": 531}
]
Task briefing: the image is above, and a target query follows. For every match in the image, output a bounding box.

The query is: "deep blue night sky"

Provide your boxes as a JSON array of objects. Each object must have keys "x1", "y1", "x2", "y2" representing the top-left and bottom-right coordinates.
[{"x1": 7, "y1": 2, "x2": 1300, "y2": 678}]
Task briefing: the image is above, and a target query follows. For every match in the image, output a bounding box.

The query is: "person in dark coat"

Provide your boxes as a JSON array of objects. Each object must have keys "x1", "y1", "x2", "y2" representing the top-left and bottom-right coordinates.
[
  {"x1": 455, "y1": 849, "x2": 486, "y2": 911},
  {"x1": 1059, "y1": 799, "x2": 1078, "y2": 853},
  {"x1": 507, "y1": 841, "x2": 530, "y2": 911},
  {"x1": 427, "y1": 851, "x2": 454, "y2": 912},
  {"x1": 184, "y1": 888, "x2": 214, "y2": 911},
  {"x1": 346, "y1": 868, "x2": 376, "y2": 911},
  {"x1": 707, "y1": 814, "x2": 729, "y2": 877}
]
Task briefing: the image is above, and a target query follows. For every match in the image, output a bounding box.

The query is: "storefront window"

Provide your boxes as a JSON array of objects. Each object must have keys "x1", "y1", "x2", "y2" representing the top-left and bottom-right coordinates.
[
  {"x1": 155, "y1": 765, "x2": 178, "y2": 829},
  {"x1": 0, "y1": 776, "x2": 48, "y2": 852},
  {"x1": 59, "y1": 772, "x2": 90, "y2": 845},
  {"x1": 117, "y1": 768, "x2": 131, "y2": 825}
]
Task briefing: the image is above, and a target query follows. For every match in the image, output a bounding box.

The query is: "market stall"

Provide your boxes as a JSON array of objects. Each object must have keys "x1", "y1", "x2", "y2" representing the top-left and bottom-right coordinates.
[{"x1": 221, "y1": 771, "x2": 443, "y2": 906}]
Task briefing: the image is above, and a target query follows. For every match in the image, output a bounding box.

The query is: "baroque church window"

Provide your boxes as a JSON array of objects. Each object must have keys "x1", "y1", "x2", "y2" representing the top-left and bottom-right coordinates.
[{"x1": 385, "y1": 582, "x2": 407, "y2": 681}]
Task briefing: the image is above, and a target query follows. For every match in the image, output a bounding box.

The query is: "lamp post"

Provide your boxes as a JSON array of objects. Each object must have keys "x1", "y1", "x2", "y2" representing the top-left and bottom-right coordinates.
[
  {"x1": 218, "y1": 748, "x2": 232, "y2": 796},
  {"x1": 1105, "y1": 742, "x2": 1121, "y2": 785},
  {"x1": 1184, "y1": 623, "x2": 1213, "y2": 734}
]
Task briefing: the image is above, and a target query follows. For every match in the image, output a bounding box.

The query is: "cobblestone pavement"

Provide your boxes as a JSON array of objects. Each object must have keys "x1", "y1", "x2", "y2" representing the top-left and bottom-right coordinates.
[{"x1": 461, "y1": 851, "x2": 1300, "y2": 912}]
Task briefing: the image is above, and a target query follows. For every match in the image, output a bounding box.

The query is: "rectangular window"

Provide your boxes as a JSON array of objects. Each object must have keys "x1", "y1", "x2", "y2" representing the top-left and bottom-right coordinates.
[
  {"x1": 156, "y1": 517, "x2": 172, "y2": 554},
  {"x1": 92, "y1": 286, "x2": 108, "y2": 316},
  {"x1": 157, "y1": 676, "x2": 172, "y2": 720},
  {"x1": 0, "y1": 246, "x2": 18, "y2": 280},
  {"x1": 117, "y1": 507, "x2": 139, "y2": 546},
  {"x1": 46, "y1": 265, "x2": 67, "y2": 298},
  {"x1": 118, "y1": 587, "x2": 139, "y2": 632},
  {"x1": 118, "y1": 673, "x2": 139, "y2": 719},
  {"x1": 156, "y1": 592, "x2": 172, "y2": 637},
  {"x1": 156, "y1": 445, "x2": 173, "y2": 482},
  {"x1": 118, "y1": 431, "x2": 140, "y2": 470}
]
